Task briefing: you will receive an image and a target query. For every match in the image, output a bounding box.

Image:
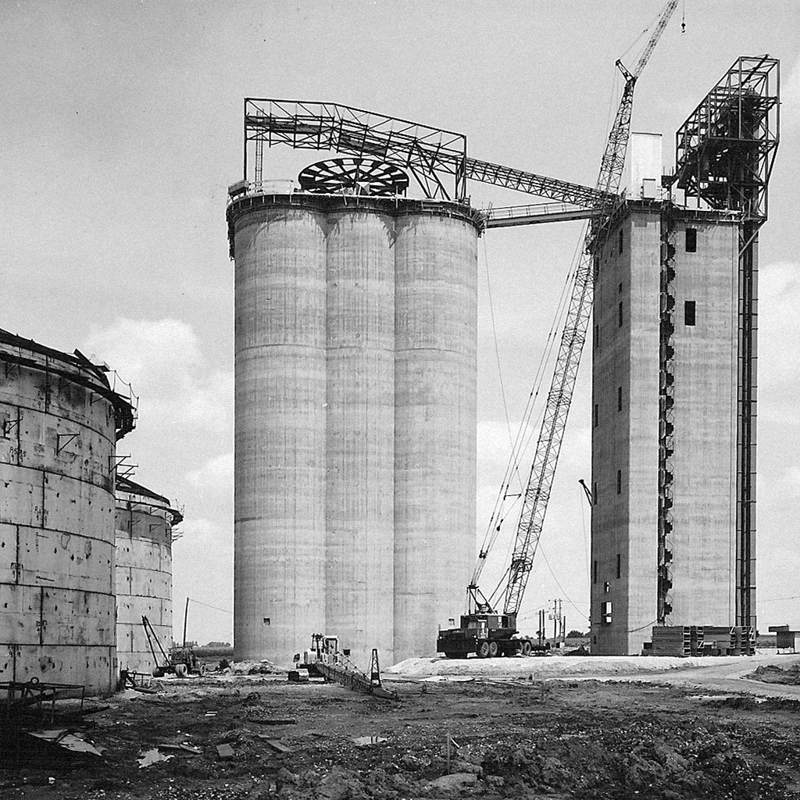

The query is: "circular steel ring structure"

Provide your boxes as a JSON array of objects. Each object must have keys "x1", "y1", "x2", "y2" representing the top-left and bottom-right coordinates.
[{"x1": 298, "y1": 158, "x2": 409, "y2": 196}]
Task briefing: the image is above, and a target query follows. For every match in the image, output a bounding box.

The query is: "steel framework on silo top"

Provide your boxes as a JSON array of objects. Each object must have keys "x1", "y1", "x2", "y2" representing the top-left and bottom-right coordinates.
[{"x1": 241, "y1": 98, "x2": 609, "y2": 208}]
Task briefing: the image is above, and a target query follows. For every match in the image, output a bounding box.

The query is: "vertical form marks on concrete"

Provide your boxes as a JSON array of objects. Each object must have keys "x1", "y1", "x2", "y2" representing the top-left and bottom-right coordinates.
[
  {"x1": 233, "y1": 206, "x2": 328, "y2": 662},
  {"x1": 592, "y1": 207, "x2": 661, "y2": 655},
  {"x1": 670, "y1": 219, "x2": 739, "y2": 626},
  {"x1": 0, "y1": 331, "x2": 134, "y2": 693},
  {"x1": 591, "y1": 204, "x2": 742, "y2": 655},
  {"x1": 325, "y1": 210, "x2": 395, "y2": 666},
  {"x1": 115, "y1": 481, "x2": 179, "y2": 674},
  {"x1": 229, "y1": 196, "x2": 480, "y2": 667},
  {"x1": 394, "y1": 212, "x2": 478, "y2": 661}
]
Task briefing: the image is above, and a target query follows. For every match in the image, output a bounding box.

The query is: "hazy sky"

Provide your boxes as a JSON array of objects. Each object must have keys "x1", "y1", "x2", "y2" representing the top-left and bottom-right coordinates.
[{"x1": 2, "y1": 1, "x2": 798, "y2": 646}]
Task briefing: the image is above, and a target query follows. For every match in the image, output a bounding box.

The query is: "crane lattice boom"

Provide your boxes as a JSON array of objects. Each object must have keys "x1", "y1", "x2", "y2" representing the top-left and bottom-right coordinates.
[{"x1": 499, "y1": 0, "x2": 678, "y2": 616}]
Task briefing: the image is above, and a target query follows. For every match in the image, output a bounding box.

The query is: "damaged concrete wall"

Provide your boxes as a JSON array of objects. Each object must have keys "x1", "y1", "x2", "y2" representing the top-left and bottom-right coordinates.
[{"x1": 0, "y1": 331, "x2": 135, "y2": 694}]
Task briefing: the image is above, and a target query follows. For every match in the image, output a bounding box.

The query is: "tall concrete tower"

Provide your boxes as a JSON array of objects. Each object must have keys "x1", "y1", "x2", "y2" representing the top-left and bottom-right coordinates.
[
  {"x1": 228, "y1": 153, "x2": 481, "y2": 667},
  {"x1": 590, "y1": 57, "x2": 779, "y2": 655}
]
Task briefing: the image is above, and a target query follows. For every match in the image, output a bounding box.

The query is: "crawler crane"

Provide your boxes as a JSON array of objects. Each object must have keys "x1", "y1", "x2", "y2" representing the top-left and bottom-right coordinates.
[{"x1": 436, "y1": 0, "x2": 678, "y2": 659}]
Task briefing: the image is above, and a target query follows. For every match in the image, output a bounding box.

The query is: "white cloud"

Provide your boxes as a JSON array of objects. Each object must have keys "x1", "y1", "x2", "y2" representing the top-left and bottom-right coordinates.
[
  {"x1": 186, "y1": 452, "x2": 234, "y2": 490},
  {"x1": 83, "y1": 318, "x2": 233, "y2": 434},
  {"x1": 758, "y1": 262, "x2": 800, "y2": 418},
  {"x1": 782, "y1": 54, "x2": 800, "y2": 133},
  {"x1": 171, "y1": 517, "x2": 233, "y2": 645}
]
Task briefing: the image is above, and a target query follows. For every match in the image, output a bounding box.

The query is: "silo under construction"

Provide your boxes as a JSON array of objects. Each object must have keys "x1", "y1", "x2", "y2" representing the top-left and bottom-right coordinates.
[
  {"x1": 0, "y1": 329, "x2": 135, "y2": 694},
  {"x1": 115, "y1": 476, "x2": 182, "y2": 675},
  {"x1": 228, "y1": 157, "x2": 480, "y2": 667}
]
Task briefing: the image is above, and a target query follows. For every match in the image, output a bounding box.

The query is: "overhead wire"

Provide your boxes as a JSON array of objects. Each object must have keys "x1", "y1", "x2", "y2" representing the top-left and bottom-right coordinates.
[
  {"x1": 482, "y1": 235, "x2": 514, "y2": 451},
  {"x1": 474, "y1": 220, "x2": 588, "y2": 595},
  {"x1": 187, "y1": 597, "x2": 233, "y2": 615},
  {"x1": 536, "y1": 544, "x2": 590, "y2": 622}
]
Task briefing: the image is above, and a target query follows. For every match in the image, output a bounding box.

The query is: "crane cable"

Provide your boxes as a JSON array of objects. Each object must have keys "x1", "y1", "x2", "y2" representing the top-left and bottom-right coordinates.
[
  {"x1": 482, "y1": 235, "x2": 515, "y2": 453},
  {"x1": 474, "y1": 221, "x2": 589, "y2": 601},
  {"x1": 474, "y1": 227, "x2": 585, "y2": 587},
  {"x1": 536, "y1": 544, "x2": 590, "y2": 623}
]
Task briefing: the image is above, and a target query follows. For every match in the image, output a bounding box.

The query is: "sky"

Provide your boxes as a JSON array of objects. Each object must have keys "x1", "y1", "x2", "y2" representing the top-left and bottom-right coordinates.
[{"x1": 1, "y1": 1, "x2": 798, "y2": 647}]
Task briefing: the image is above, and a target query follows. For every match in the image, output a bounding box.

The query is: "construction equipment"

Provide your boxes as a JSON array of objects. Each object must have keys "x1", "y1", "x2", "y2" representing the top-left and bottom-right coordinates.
[
  {"x1": 294, "y1": 634, "x2": 398, "y2": 700},
  {"x1": 437, "y1": 0, "x2": 678, "y2": 659},
  {"x1": 141, "y1": 616, "x2": 206, "y2": 678}
]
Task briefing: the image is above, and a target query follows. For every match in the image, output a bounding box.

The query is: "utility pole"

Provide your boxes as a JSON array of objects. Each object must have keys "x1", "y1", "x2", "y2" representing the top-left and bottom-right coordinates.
[{"x1": 549, "y1": 599, "x2": 563, "y2": 646}]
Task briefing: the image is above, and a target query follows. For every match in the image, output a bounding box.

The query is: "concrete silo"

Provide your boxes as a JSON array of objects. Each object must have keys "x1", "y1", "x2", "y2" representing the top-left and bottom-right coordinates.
[
  {"x1": 0, "y1": 329, "x2": 135, "y2": 694},
  {"x1": 115, "y1": 476, "x2": 182, "y2": 674},
  {"x1": 232, "y1": 202, "x2": 328, "y2": 663},
  {"x1": 393, "y1": 211, "x2": 478, "y2": 661},
  {"x1": 228, "y1": 160, "x2": 481, "y2": 667}
]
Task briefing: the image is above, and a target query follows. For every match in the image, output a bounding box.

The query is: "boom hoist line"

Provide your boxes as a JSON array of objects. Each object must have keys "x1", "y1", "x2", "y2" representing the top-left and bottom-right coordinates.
[{"x1": 469, "y1": 0, "x2": 679, "y2": 619}]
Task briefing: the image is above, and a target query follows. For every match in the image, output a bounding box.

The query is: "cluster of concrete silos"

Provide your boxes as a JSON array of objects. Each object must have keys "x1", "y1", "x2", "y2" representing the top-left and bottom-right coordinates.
[
  {"x1": 228, "y1": 190, "x2": 482, "y2": 667},
  {"x1": 0, "y1": 328, "x2": 180, "y2": 694}
]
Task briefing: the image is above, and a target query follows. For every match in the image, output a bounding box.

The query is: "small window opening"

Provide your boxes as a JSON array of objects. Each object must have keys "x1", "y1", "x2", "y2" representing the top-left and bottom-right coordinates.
[
  {"x1": 685, "y1": 227, "x2": 697, "y2": 252},
  {"x1": 601, "y1": 601, "x2": 612, "y2": 625},
  {"x1": 684, "y1": 300, "x2": 696, "y2": 326},
  {"x1": 593, "y1": 560, "x2": 598, "y2": 585},
  {"x1": 618, "y1": 229, "x2": 624, "y2": 254},
  {"x1": 604, "y1": 581, "x2": 610, "y2": 594},
  {"x1": 263, "y1": 617, "x2": 271, "y2": 625},
  {"x1": 618, "y1": 282, "x2": 623, "y2": 294},
  {"x1": 617, "y1": 386, "x2": 623, "y2": 412},
  {"x1": 618, "y1": 301, "x2": 623, "y2": 328},
  {"x1": 616, "y1": 469, "x2": 622, "y2": 495},
  {"x1": 616, "y1": 553, "x2": 621, "y2": 579},
  {"x1": 593, "y1": 482, "x2": 598, "y2": 505},
  {"x1": 594, "y1": 324, "x2": 600, "y2": 350},
  {"x1": 593, "y1": 404, "x2": 599, "y2": 428}
]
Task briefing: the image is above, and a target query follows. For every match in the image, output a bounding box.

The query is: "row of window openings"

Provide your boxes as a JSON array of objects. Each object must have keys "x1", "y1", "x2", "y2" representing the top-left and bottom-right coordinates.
[
  {"x1": 593, "y1": 388, "x2": 624, "y2": 426},
  {"x1": 590, "y1": 470, "x2": 623, "y2": 503},
  {"x1": 616, "y1": 227, "x2": 698, "y2": 256},
  {"x1": 592, "y1": 555, "x2": 622, "y2": 583},
  {"x1": 594, "y1": 299, "x2": 696, "y2": 348}
]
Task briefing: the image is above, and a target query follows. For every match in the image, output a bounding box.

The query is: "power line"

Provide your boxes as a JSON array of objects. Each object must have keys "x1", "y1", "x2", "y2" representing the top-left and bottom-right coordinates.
[{"x1": 188, "y1": 597, "x2": 233, "y2": 615}]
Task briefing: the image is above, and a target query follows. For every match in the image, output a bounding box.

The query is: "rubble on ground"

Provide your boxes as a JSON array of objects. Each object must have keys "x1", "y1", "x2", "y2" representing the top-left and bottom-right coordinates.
[{"x1": 4, "y1": 657, "x2": 800, "y2": 798}]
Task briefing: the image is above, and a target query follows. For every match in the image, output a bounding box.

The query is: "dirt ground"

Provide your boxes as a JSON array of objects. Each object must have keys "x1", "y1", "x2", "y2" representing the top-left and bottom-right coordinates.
[{"x1": 5, "y1": 653, "x2": 800, "y2": 799}]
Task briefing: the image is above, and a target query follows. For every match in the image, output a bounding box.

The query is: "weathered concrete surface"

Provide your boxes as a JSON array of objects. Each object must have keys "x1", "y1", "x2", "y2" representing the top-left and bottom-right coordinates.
[
  {"x1": 229, "y1": 196, "x2": 479, "y2": 668},
  {"x1": 591, "y1": 204, "x2": 742, "y2": 654},
  {"x1": 670, "y1": 219, "x2": 739, "y2": 626},
  {"x1": 591, "y1": 206, "x2": 661, "y2": 655},
  {"x1": 0, "y1": 333, "x2": 133, "y2": 694},
  {"x1": 326, "y1": 210, "x2": 396, "y2": 666},
  {"x1": 394, "y1": 213, "x2": 478, "y2": 661},
  {"x1": 115, "y1": 481, "x2": 178, "y2": 674},
  {"x1": 233, "y1": 206, "x2": 328, "y2": 664}
]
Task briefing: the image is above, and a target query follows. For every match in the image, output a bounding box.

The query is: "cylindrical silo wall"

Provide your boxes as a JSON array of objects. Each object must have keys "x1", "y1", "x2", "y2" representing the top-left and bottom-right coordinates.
[
  {"x1": 0, "y1": 357, "x2": 121, "y2": 694},
  {"x1": 233, "y1": 205, "x2": 328, "y2": 664},
  {"x1": 115, "y1": 500, "x2": 173, "y2": 674},
  {"x1": 394, "y1": 212, "x2": 478, "y2": 661},
  {"x1": 326, "y1": 210, "x2": 395, "y2": 668}
]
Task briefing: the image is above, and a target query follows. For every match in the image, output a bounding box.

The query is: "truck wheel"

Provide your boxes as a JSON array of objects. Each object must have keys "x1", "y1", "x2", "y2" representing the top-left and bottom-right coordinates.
[
  {"x1": 521, "y1": 641, "x2": 533, "y2": 657},
  {"x1": 175, "y1": 663, "x2": 188, "y2": 677},
  {"x1": 198, "y1": 663, "x2": 207, "y2": 676},
  {"x1": 488, "y1": 641, "x2": 499, "y2": 658},
  {"x1": 477, "y1": 640, "x2": 491, "y2": 658}
]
